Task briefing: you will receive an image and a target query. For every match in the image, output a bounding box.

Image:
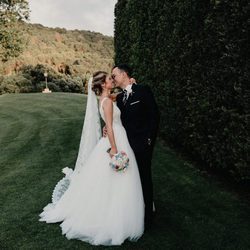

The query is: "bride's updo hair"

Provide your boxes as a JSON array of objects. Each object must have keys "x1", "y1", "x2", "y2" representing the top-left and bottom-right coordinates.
[{"x1": 92, "y1": 71, "x2": 108, "y2": 96}]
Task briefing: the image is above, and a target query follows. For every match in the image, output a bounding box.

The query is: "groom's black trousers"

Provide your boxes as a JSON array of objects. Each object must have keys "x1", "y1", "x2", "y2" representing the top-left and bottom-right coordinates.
[
  {"x1": 116, "y1": 83, "x2": 159, "y2": 228},
  {"x1": 134, "y1": 148, "x2": 154, "y2": 227}
]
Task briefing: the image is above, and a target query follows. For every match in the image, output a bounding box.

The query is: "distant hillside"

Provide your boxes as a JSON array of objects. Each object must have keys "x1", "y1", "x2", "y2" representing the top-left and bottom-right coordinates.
[{"x1": 0, "y1": 22, "x2": 114, "y2": 76}]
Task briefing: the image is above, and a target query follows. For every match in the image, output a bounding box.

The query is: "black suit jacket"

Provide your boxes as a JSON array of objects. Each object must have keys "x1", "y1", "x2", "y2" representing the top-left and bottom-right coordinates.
[{"x1": 117, "y1": 83, "x2": 160, "y2": 153}]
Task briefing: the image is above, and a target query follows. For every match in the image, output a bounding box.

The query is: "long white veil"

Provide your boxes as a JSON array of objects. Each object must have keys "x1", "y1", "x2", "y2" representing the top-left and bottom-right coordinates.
[
  {"x1": 51, "y1": 77, "x2": 101, "y2": 204},
  {"x1": 74, "y1": 77, "x2": 101, "y2": 172}
]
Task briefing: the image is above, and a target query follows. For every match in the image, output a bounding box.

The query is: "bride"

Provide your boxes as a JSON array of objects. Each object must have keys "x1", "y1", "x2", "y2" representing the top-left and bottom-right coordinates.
[{"x1": 39, "y1": 71, "x2": 144, "y2": 246}]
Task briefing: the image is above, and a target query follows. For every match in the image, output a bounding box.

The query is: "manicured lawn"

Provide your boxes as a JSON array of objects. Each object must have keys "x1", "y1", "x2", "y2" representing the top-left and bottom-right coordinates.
[{"x1": 0, "y1": 93, "x2": 249, "y2": 249}]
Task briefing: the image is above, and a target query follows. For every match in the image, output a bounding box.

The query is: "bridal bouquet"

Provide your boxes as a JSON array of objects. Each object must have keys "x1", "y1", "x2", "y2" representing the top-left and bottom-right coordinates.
[{"x1": 109, "y1": 151, "x2": 129, "y2": 172}]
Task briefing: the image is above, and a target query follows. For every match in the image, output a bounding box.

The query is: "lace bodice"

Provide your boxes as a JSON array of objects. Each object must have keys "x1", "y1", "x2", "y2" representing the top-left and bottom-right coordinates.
[{"x1": 99, "y1": 97, "x2": 122, "y2": 125}]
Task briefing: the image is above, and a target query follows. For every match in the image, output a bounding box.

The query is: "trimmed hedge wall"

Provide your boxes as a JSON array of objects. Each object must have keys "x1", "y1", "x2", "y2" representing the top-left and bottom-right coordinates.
[{"x1": 114, "y1": 0, "x2": 249, "y2": 181}]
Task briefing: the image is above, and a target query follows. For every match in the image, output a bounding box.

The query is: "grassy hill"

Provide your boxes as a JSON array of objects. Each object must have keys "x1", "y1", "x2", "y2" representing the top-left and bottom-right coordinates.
[
  {"x1": 0, "y1": 22, "x2": 114, "y2": 77},
  {"x1": 0, "y1": 93, "x2": 250, "y2": 249}
]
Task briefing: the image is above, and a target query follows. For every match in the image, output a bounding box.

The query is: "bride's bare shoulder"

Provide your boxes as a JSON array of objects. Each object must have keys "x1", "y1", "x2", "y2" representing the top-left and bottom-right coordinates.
[{"x1": 100, "y1": 96, "x2": 112, "y2": 108}]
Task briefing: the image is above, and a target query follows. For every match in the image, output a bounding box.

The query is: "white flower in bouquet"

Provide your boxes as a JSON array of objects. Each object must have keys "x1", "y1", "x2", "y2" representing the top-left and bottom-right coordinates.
[{"x1": 109, "y1": 151, "x2": 129, "y2": 172}]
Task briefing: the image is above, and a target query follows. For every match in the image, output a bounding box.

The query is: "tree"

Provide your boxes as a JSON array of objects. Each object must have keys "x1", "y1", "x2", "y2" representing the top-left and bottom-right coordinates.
[{"x1": 0, "y1": 0, "x2": 29, "y2": 61}]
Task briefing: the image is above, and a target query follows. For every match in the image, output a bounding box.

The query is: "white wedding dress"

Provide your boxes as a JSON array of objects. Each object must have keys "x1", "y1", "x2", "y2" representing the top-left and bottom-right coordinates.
[{"x1": 39, "y1": 97, "x2": 144, "y2": 246}]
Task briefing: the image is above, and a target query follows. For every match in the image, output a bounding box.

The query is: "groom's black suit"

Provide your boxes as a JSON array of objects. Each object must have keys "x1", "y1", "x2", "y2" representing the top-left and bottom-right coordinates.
[{"x1": 117, "y1": 83, "x2": 160, "y2": 228}]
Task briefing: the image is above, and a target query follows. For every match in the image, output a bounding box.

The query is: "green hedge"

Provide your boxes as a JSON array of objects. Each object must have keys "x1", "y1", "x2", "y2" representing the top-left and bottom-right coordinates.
[{"x1": 114, "y1": 0, "x2": 249, "y2": 181}]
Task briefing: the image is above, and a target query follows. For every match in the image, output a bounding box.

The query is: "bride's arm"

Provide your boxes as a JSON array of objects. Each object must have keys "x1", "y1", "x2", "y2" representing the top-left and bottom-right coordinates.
[{"x1": 102, "y1": 98, "x2": 118, "y2": 157}]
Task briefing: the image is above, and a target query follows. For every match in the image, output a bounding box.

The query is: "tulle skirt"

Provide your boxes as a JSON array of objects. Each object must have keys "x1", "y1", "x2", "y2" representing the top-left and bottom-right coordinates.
[{"x1": 39, "y1": 124, "x2": 144, "y2": 246}]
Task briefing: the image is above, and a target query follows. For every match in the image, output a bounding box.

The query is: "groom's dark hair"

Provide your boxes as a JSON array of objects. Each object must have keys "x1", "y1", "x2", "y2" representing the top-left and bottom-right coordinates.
[{"x1": 113, "y1": 64, "x2": 133, "y2": 78}]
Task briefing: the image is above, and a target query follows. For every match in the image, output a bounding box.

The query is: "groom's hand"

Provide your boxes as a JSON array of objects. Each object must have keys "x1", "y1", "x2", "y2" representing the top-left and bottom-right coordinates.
[
  {"x1": 103, "y1": 126, "x2": 108, "y2": 137},
  {"x1": 110, "y1": 93, "x2": 118, "y2": 102}
]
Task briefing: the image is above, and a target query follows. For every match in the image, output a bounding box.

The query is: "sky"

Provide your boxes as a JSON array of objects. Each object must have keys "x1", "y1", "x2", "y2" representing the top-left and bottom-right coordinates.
[{"x1": 28, "y1": 0, "x2": 117, "y2": 36}]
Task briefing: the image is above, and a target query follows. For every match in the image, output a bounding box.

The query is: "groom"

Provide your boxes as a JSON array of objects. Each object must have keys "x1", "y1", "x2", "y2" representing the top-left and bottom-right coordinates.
[{"x1": 111, "y1": 64, "x2": 160, "y2": 229}]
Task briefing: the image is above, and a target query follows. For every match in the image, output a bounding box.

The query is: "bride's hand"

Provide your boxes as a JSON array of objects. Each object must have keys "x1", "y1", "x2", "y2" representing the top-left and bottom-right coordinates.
[{"x1": 109, "y1": 148, "x2": 118, "y2": 158}]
